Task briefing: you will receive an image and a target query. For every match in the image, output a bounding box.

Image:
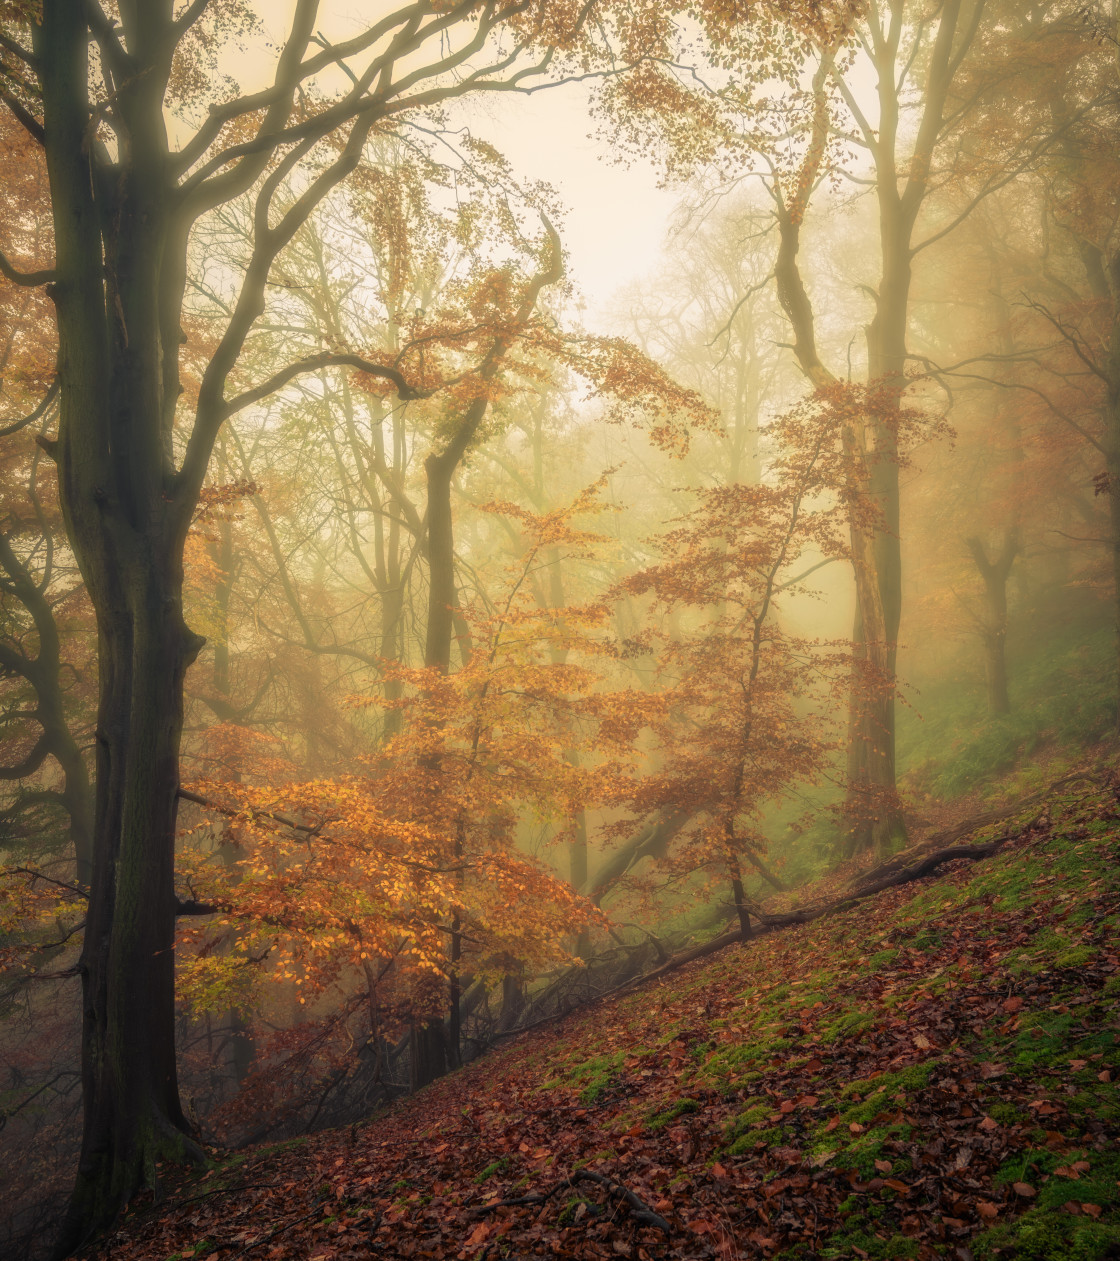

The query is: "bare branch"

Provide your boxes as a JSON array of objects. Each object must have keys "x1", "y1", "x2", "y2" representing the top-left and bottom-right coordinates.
[
  {"x1": 0, "y1": 83, "x2": 44, "y2": 145},
  {"x1": 0, "y1": 376, "x2": 59, "y2": 438},
  {"x1": 0, "y1": 245, "x2": 54, "y2": 287},
  {"x1": 223, "y1": 352, "x2": 430, "y2": 420}
]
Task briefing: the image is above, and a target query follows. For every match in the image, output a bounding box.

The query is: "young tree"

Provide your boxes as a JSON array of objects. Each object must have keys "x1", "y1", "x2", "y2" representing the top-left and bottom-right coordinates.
[{"x1": 617, "y1": 396, "x2": 854, "y2": 931}]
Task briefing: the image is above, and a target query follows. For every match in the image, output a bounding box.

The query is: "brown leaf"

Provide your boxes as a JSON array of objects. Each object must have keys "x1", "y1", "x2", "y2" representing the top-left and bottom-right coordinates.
[
  {"x1": 849, "y1": 1121, "x2": 865, "y2": 1134},
  {"x1": 1001, "y1": 996, "x2": 1024, "y2": 1013},
  {"x1": 874, "y1": 1159, "x2": 892, "y2": 1174},
  {"x1": 978, "y1": 1116, "x2": 999, "y2": 1132},
  {"x1": 1082, "y1": 1203, "x2": 1103, "y2": 1219},
  {"x1": 1012, "y1": 1182, "x2": 1036, "y2": 1197},
  {"x1": 466, "y1": 1221, "x2": 493, "y2": 1246},
  {"x1": 976, "y1": 1201, "x2": 1000, "y2": 1219}
]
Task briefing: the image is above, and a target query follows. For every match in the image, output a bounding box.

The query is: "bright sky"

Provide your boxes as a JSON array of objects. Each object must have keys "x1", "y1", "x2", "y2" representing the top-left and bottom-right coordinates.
[
  {"x1": 460, "y1": 84, "x2": 681, "y2": 326},
  {"x1": 245, "y1": 2, "x2": 681, "y2": 329}
]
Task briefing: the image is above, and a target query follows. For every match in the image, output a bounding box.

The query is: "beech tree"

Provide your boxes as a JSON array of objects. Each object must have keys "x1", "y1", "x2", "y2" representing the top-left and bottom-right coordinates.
[{"x1": 0, "y1": 0, "x2": 744, "y2": 1247}]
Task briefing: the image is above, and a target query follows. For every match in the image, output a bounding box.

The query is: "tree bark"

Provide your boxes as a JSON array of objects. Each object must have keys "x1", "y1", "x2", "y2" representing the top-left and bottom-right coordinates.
[{"x1": 39, "y1": 5, "x2": 208, "y2": 1249}]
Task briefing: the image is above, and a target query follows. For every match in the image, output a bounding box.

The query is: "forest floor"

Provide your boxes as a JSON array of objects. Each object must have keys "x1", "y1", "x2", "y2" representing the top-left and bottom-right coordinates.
[{"x1": 79, "y1": 774, "x2": 1120, "y2": 1261}]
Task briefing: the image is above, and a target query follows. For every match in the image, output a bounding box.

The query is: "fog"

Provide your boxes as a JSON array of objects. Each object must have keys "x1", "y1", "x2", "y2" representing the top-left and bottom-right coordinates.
[{"x1": 1, "y1": 2, "x2": 1116, "y2": 1253}]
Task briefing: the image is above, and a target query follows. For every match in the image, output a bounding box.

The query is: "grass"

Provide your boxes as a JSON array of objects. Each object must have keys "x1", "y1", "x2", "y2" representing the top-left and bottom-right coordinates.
[{"x1": 898, "y1": 622, "x2": 1115, "y2": 803}]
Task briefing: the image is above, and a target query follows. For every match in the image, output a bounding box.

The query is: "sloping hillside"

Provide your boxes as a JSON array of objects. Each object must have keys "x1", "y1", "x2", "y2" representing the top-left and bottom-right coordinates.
[{"x1": 80, "y1": 775, "x2": 1120, "y2": 1261}]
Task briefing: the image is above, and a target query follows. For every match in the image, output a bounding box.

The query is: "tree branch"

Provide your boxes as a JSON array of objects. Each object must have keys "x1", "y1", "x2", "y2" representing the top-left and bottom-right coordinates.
[
  {"x1": 0, "y1": 375, "x2": 59, "y2": 438},
  {"x1": 0, "y1": 246, "x2": 55, "y2": 287},
  {"x1": 222, "y1": 352, "x2": 430, "y2": 420}
]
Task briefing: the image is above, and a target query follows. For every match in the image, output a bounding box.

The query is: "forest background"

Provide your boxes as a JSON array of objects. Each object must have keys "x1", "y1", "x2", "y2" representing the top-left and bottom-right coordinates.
[{"x1": 0, "y1": 1, "x2": 1118, "y2": 1256}]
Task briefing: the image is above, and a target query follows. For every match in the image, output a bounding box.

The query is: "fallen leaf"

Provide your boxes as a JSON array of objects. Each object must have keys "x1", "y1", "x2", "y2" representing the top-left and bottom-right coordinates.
[
  {"x1": 1082, "y1": 1204, "x2": 1103, "y2": 1219},
  {"x1": 976, "y1": 1201, "x2": 1000, "y2": 1219},
  {"x1": 979, "y1": 1116, "x2": 999, "y2": 1132},
  {"x1": 1001, "y1": 996, "x2": 1024, "y2": 1013},
  {"x1": 1013, "y1": 1182, "x2": 1037, "y2": 1197},
  {"x1": 849, "y1": 1121, "x2": 865, "y2": 1134},
  {"x1": 874, "y1": 1159, "x2": 892, "y2": 1174}
]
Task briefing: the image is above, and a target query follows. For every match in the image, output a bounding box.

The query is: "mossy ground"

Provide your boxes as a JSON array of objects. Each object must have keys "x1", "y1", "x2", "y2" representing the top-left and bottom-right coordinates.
[{"x1": 82, "y1": 775, "x2": 1120, "y2": 1261}]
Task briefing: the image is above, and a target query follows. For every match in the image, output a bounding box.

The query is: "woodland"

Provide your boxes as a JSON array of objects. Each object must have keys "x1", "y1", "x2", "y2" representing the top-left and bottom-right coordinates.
[{"x1": 0, "y1": 2, "x2": 1118, "y2": 1259}]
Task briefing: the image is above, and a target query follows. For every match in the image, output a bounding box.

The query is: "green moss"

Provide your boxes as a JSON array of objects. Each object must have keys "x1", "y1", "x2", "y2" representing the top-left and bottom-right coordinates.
[
  {"x1": 840, "y1": 1063, "x2": 934, "y2": 1107},
  {"x1": 987, "y1": 1102, "x2": 1029, "y2": 1126},
  {"x1": 726, "y1": 1125, "x2": 785, "y2": 1156},
  {"x1": 473, "y1": 1156, "x2": 510, "y2": 1184},
  {"x1": 555, "y1": 1051, "x2": 626, "y2": 1104},
  {"x1": 725, "y1": 1101, "x2": 773, "y2": 1140},
  {"x1": 647, "y1": 1097, "x2": 702, "y2": 1130},
  {"x1": 973, "y1": 1209, "x2": 1120, "y2": 1261},
  {"x1": 814, "y1": 1214, "x2": 920, "y2": 1260},
  {"x1": 867, "y1": 949, "x2": 898, "y2": 969},
  {"x1": 557, "y1": 1196, "x2": 592, "y2": 1226},
  {"x1": 822, "y1": 1011, "x2": 875, "y2": 1043},
  {"x1": 829, "y1": 1125, "x2": 913, "y2": 1178}
]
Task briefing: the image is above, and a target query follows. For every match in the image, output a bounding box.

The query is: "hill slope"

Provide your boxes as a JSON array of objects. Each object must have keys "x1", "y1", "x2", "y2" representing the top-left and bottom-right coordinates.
[{"x1": 80, "y1": 775, "x2": 1120, "y2": 1261}]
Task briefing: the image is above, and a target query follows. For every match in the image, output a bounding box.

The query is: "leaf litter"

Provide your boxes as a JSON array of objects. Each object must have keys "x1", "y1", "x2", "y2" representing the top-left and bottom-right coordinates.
[{"x1": 79, "y1": 775, "x2": 1120, "y2": 1260}]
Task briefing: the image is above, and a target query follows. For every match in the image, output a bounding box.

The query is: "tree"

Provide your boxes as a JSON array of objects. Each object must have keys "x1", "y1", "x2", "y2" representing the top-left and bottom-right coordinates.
[
  {"x1": 175, "y1": 485, "x2": 644, "y2": 1093},
  {"x1": 607, "y1": 0, "x2": 1096, "y2": 849},
  {"x1": 0, "y1": 1, "x2": 718, "y2": 1246}
]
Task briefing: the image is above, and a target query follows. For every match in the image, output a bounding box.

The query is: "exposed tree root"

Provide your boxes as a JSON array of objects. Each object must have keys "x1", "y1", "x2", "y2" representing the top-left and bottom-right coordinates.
[{"x1": 470, "y1": 1168, "x2": 671, "y2": 1234}]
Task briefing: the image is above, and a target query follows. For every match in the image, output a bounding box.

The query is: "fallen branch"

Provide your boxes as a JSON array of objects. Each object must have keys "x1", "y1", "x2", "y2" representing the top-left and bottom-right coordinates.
[
  {"x1": 471, "y1": 1168, "x2": 671, "y2": 1234},
  {"x1": 613, "y1": 814, "x2": 1046, "y2": 994}
]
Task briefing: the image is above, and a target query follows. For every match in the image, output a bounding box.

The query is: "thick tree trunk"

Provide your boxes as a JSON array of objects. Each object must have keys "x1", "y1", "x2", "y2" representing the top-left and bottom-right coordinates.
[
  {"x1": 409, "y1": 1020, "x2": 448, "y2": 1092},
  {"x1": 40, "y1": 6, "x2": 206, "y2": 1248},
  {"x1": 59, "y1": 569, "x2": 205, "y2": 1253}
]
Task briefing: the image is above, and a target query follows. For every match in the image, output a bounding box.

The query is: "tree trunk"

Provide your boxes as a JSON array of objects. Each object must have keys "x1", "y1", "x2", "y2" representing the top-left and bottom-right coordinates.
[
  {"x1": 409, "y1": 1020, "x2": 448, "y2": 1092},
  {"x1": 966, "y1": 532, "x2": 1018, "y2": 716},
  {"x1": 1106, "y1": 244, "x2": 1120, "y2": 730},
  {"x1": 40, "y1": 6, "x2": 206, "y2": 1247},
  {"x1": 59, "y1": 569, "x2": 205, "y2": 1253},
  {"x1": 424, "y1": 453, "x2": 457, "y2": 676}
]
